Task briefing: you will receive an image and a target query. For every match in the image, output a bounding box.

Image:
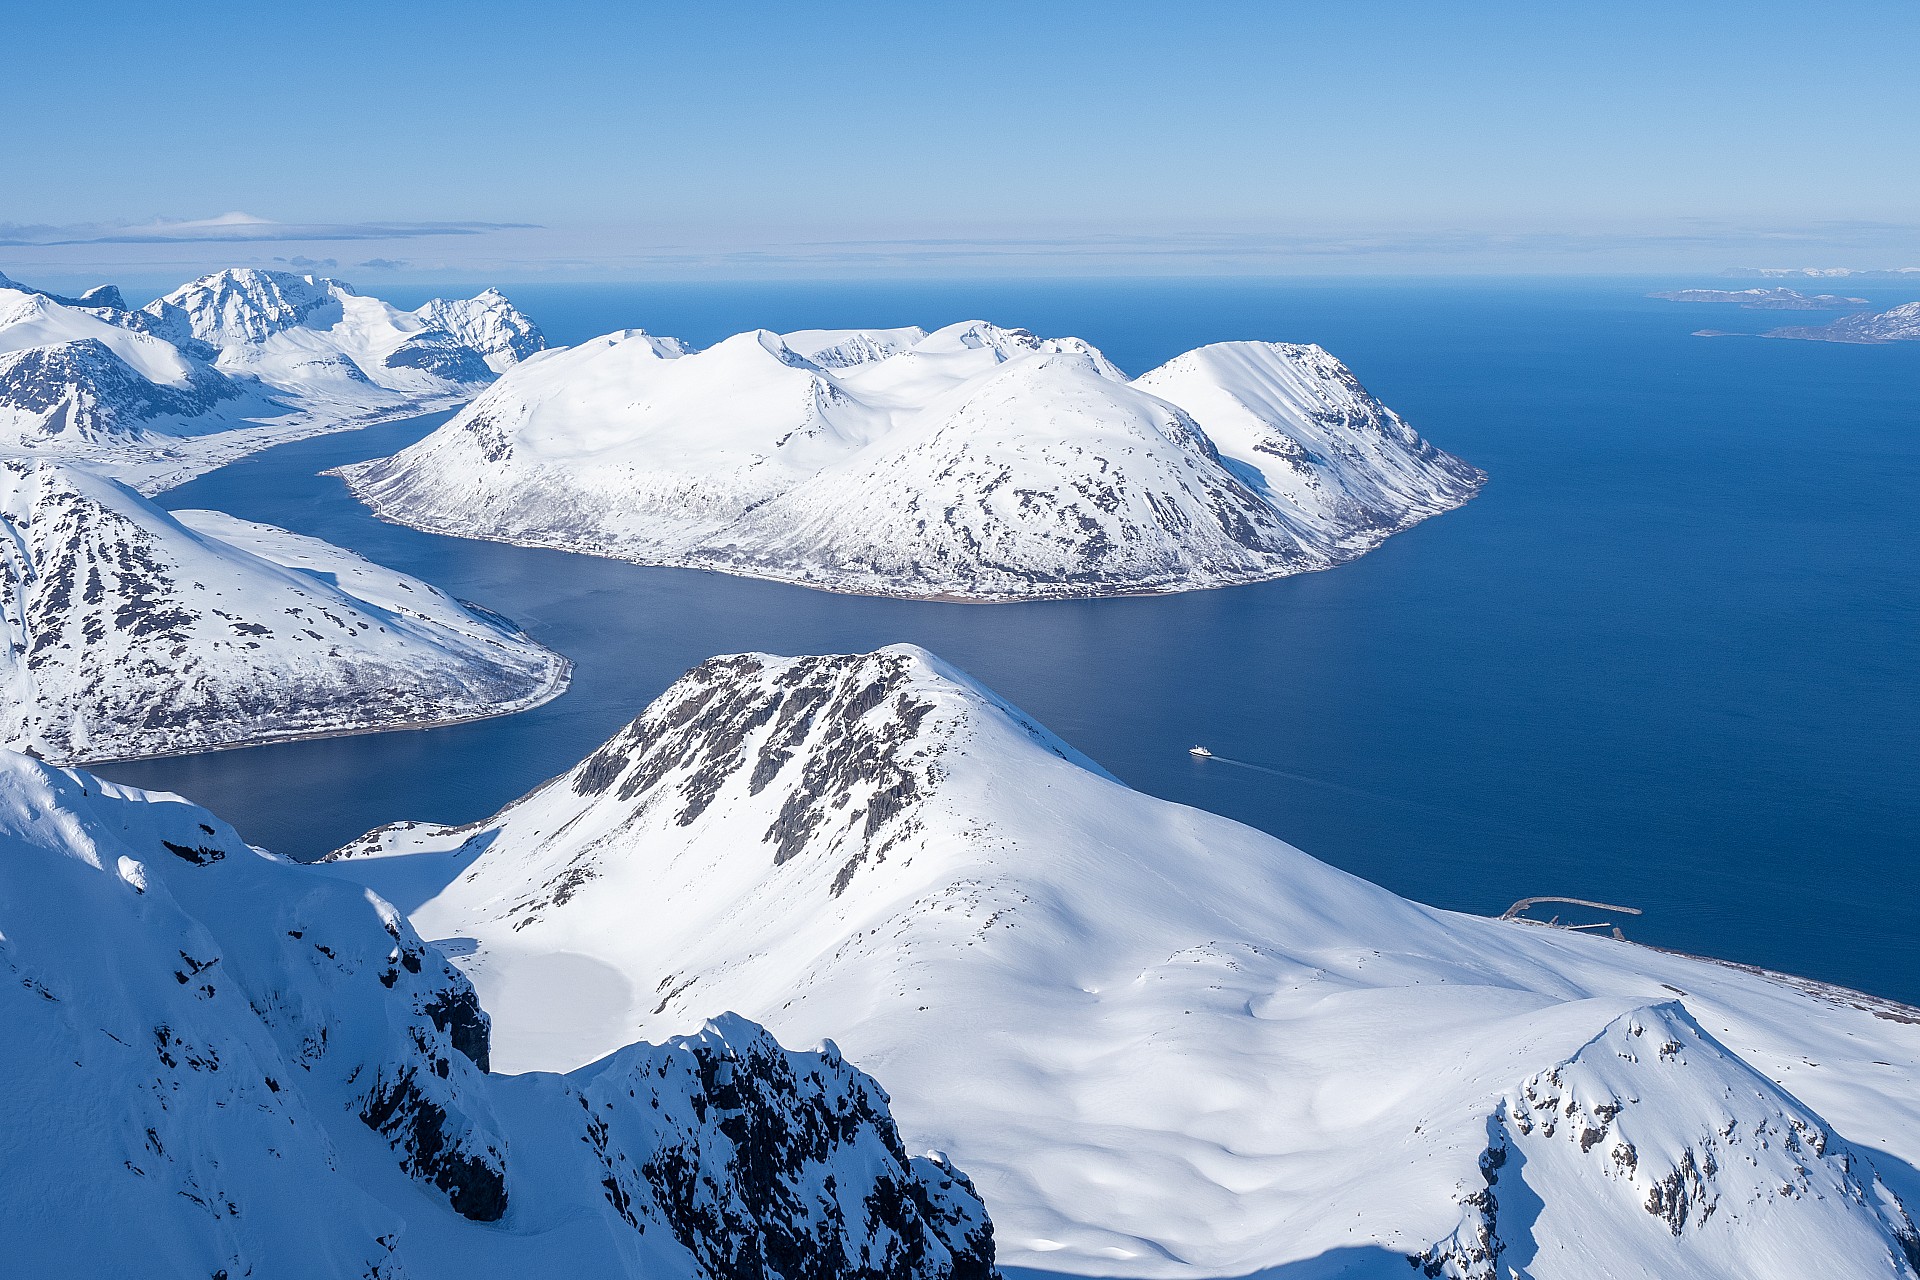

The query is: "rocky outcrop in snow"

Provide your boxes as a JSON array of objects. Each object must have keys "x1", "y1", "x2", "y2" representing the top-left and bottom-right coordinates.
[
  {"x1": 1417, "y1": 1003, "x2": 1920, "y2": 1279},
  {"x1": 0, "y1": 458, "x2": 567, "y2": 762},
  {"x1": 0, "y1": 752, "x2": 993, "y2": 1278},
  {"x1": 415, "y1": 287, "x2": 548, "y2": 373},
  {"x1": 1767, "y1": 300, "x2": 1920, "y2": 343},
  {"x1": 338, "y1": 321, "x2": 1481, "y2": 600},
  {"x1": 333, "y1": 644, "x2": 1920, "y2": 1279}
]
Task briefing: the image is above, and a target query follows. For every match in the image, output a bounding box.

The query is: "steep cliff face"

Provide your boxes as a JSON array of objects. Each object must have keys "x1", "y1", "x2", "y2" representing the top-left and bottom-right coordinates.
[
  {"x1": 335, "y1": 644, "x2": 1920, "y2": 1280},
  {"x1": 0, "y1": 458, "x2": 567, "y2": 762},
  {"x1": 0, "y1": 751, "x2": 994, "y2": 1279},
  {"x1": 338, "y1": 320, "x2": 1480, "y2": 599}
]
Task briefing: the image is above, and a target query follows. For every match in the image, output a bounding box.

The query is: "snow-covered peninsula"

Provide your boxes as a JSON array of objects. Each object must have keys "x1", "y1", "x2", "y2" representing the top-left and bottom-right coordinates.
[
  {"x1": 0, "y1": 751, "x2": 993, "y2": 1278},
  {"x1": 339, "y1": 322, "x2": 1482, "y2": 601},
  {"x1": 0, "y1": 458, "x2": 567, "y2": 763},
  {"x1": 0, "y1": 268, "x2": 544, "y2": 491},
  {"x1": 332, "y1": 644, "x2": 1920, "y2": 1280},
  {"x1": 1766, "y1": 300, "x2": 1920, "y2": 343}
]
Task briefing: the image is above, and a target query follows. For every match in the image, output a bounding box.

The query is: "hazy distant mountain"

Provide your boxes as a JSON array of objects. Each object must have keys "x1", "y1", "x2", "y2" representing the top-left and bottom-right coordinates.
[{"x1": 1651, "y1": 287, "x2": 1870, "y2": 310}]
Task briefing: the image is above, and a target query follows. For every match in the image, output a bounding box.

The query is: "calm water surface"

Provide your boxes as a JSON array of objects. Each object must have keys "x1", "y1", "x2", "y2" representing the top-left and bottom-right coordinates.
[{"x1": 100, "y1": 280, "x2": 1920, "y2": 1003}]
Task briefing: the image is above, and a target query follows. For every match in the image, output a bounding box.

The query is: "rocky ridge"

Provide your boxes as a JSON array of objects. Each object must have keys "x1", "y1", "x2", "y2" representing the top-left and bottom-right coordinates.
[{"x1": 0, "y1": 750, "x2": 994, "y2": 1279}]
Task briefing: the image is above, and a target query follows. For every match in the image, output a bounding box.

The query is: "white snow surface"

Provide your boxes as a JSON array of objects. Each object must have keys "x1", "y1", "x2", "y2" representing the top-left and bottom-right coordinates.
[
  {"x1": 338, "y1": 322, "x2": 1482, "y2": 600},
  {"x1": 0, "y1": 752, "x2": 994, "y2": 1279},
  {"x1": 331, "y1": 645, "x2": 1920, "y2": 1280},
  {"x1": 0, "y1": 269, "x2": 545, "y2": 492},
  {"x1": 0, "y1": 457, "x2": 567, "y2": 762}
]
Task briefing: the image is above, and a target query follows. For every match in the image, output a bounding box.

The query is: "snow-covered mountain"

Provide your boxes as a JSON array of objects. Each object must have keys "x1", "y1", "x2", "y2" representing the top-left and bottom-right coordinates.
[
  {"x1": 338, "y1": 322, "x2": 1481, "y2": 600},
  {"x1": 0, "y1": 458, "x2": 567, "y2": 762},
  {"x1": 135, "y1": 267, "x2": 547, "y2": 405},
  {"x1": 1767, "y1": 300, "x2": 1920, "y2": 343},
  {"x1": 0, "y1": 751, "x2": 994, "y2": 1278},
  {"x1": 0, "y1": 269, "x2": 544, "y2": 491},
  {"x1": 333, "y1": 645, "x2": 1920, "y2": 1280},
  {"x1": 0, "y1": 287, "x2": 263, "y2": 449},
  {"x1": 0, "y1": 268, "x2": 127, "y2": 310}
]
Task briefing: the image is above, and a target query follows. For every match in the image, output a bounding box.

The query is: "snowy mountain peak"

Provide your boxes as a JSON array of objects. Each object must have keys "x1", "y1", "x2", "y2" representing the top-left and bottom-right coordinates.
[
  {"x1": 147, "y1": 267, "x2": 354, "y2": 347},
  {"x1": 0, "y1": 750, "x2": 995, "y2": 1277},
  {"x1": 333, "y1": 643, "x2": 1920, "y2": 1279},
  {"x1": 1419, "y1": 1001, "x2": 1920, "y2": 1279},
  {"x1": 0, "y1": 271, "x2": 128, "y2": 311},
  {"x1": 413, "y1": 288, "x2": 547, "y2": 373}
]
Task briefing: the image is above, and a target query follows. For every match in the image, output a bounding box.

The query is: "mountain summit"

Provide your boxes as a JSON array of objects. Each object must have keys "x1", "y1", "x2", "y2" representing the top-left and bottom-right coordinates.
[{"x1": 334, "y1": 645, "x2": 1920, "y2": 1279}]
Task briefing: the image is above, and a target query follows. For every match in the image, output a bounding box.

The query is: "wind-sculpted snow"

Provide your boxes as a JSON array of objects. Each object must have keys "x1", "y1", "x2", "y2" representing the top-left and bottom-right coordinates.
[
  {"x1": 0, "y1": 753, "x2": 994, "y2": 1279},
  {"x1": 335, "y1": 644, "x2": 1920, "y2": 1279},
  {"x1": 1767, "y1": 300, "x2": 1920, "y2": 343},
  {"x1": 0, "y1": 458, "x2": 567, "y2": 762},
  {"x1": 0, "y1": 269, "x2": 543, "y2": 491},
  {"x1": 339, "y1": 321, "x2": 1481, "y2": 599}
]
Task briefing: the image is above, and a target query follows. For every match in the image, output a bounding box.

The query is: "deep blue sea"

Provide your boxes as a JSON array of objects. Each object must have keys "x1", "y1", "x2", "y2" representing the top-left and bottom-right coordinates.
[{"x1": 99, "y1": 279, "x2": 1920, "y2": 1003}]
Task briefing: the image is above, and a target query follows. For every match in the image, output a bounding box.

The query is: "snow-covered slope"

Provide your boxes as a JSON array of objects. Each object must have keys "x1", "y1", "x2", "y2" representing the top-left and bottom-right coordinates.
[
  {"x1": 0, "y1": 458, "x2": 567, "y2": 762},
  {"x1": 0, "y1": 270, "x2": 544, "y2": 491},
  {"x1": 1767, "y1": 300, "x2": 1920, "y2": 342},
  {"x1": 332, "y1": 646, "x2": 1920, "y2": 1280},
  {"x1": 0, "y1": 752, "x2": 994, "y2": 1279},
  {"x1": 0, "y1": 287, "x2": 261, "y2": 449},
  {"x1": 339, "y1": 322, "x2": 1481, "y2": 600}
]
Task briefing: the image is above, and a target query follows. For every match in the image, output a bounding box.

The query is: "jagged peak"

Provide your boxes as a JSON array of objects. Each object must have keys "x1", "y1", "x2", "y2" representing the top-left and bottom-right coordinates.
[
  {"x1": 145, "y1": 268, "x2": 354, "y2": 346},
  {"x1": 1417, "y1": 1000, "x2": 1920, "y2": 1279}
]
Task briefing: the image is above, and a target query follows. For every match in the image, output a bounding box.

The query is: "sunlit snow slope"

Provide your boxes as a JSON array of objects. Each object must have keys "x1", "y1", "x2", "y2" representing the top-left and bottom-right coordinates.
[
  {"x1": 340, "y1": 322, "x2": 1481, "y2": 599},
  {"x1": 333, "y1": 645, "x2": 1920, "y2": 1280},
  {"x1": 0, "y1": 458, "x2": 567, "y2": 762},
  {"x1": 0, "y1": 752, "x2": 994, "y2": 1279}
]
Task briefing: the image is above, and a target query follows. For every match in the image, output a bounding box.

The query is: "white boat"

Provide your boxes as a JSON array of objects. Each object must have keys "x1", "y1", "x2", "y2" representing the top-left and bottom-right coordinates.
[{"x1": 1189, "y1": 745, "x2": 1214, "y2": 758}]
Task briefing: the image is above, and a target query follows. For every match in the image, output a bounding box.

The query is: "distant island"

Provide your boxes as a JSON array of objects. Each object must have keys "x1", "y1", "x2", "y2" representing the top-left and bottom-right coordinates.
[
  {"x1": 338, "y1": 322, "x2": 1483, "y2": 602},
  {"x1": 1766, "y1": 300, "x2": 1920, "y2": 343},
  {"x1": 1650, "y1": 287, "x2": 1869, "y2": 310}
]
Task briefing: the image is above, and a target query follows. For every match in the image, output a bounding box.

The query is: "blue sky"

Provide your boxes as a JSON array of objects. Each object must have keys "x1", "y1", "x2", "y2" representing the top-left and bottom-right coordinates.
[{"x1": 5, "y1": 1, "x2": 1916, "y2": 282}]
